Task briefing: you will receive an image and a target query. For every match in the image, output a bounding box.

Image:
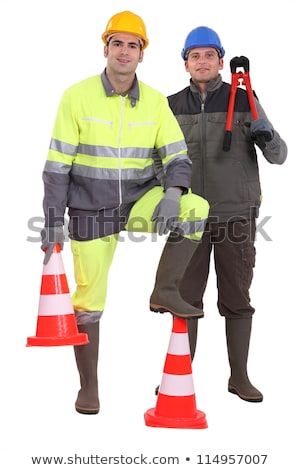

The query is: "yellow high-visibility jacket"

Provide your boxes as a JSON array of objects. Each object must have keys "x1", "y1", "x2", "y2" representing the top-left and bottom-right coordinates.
[{"x1": 43, "y1": 71, "x2": 192, "y2": 226}]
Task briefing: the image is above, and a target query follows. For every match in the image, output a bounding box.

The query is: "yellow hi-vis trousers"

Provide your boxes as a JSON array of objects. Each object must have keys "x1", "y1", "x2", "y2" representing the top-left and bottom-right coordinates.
[{"x1": 71, "y1": 187, "x2": 209, "y2": 324}]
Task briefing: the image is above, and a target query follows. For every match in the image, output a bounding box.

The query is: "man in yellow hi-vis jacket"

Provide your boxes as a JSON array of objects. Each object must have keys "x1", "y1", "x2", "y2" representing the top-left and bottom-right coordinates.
[{"x1": 41, "y1": 11, "x2": 209, "y2": 415}]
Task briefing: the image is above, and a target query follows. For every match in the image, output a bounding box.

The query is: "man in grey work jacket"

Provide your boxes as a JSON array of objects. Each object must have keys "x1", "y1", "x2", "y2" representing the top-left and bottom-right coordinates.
[{"x1": 156, "y1": 26, "x2": 287, "y2": 403}]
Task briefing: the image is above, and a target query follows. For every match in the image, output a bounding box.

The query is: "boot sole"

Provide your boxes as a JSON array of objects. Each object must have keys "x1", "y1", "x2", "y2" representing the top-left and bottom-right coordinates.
[
  {"x1": 150, "y1": 304, "x2": 204, "y2": 319},
  {"x1": 228, "y1": 386, "x2": 263, "y2": 403},
  {"x1": 75, "y1": 406, "x2": 100, "y2": 415}
]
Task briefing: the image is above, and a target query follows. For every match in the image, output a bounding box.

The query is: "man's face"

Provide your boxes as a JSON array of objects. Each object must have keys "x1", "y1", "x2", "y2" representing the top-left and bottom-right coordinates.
[
  {"x1": 104, "y1": 33, "x2": 144, "y2": 76},
  {"x1": 185, "y1": 47, "x2": 223, "y2": 83}
]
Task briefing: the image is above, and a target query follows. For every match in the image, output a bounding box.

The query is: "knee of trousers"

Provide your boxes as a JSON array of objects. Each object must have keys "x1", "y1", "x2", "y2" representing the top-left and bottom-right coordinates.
[{"x1": 177, "y1": 192, "x2": 210, "y2": 240}]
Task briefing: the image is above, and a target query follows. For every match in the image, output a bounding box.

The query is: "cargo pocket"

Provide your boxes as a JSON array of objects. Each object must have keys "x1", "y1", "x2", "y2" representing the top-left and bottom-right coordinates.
[
  {"x1": 241, "y1": 245, "x2": 256, "y2": 290},
  {"x1": 71, "y1": 241, "x2": 88, "y2": 287}
]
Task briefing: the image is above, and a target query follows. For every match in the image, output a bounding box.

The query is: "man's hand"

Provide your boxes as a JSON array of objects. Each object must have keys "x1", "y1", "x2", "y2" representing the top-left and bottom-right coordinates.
[
  {"x1": 41, "y1": 226, "x2": 65, "y2": 264},
  {"x1": 250, "y1": 118, "x2": 274, "y2": 150},
  {"x1": 151, "y1": 187, "x2": 182, "y2": 235}
]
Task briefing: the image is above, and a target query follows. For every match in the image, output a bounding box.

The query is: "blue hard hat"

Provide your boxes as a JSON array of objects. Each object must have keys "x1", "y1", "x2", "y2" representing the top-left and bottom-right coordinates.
[{"x1": 181, "y1": 26, "x2": 225, "y2": 60}]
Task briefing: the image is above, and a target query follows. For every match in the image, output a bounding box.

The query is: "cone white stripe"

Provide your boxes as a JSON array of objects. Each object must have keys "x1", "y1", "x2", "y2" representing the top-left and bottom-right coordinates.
[
  {"x1": 42, "y1": 253, "x2": 65, "y2": 275},
  {"x1": 167, "y1": 332, "x2": 190, "y2": 355},
  {"x1": 38, "y1": 293, "x2": 74, "y2": 316},
  {"x1": 159, "y1": 373, "x2": 195, "y2": 396}
]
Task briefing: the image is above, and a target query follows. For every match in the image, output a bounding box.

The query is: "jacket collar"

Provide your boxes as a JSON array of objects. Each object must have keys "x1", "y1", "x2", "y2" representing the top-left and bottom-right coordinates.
[
  {"x1": 190, "y1": 73, "x2": 223, "y2": 95},
  {"x1": 101, "y1": 69, "x2": 139, "y2": 107}
]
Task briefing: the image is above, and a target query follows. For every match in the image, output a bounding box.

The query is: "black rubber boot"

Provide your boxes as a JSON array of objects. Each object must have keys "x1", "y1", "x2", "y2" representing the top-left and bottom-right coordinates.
[
  {"x1": 74, "y1": 323, "x2": 100, "y2": 414},
  {"x1": 188, "y1": 318, "x2": 198, "y2": 362},
  {"x1": 150, "y1": 234, "x2": 204, "y2": 319},
  {"x1": 226, "y1": 318, "x2": 263, "y2": 402},
  {"x1": 155, "y1": 318, "x2": 198, "y2": 395}
]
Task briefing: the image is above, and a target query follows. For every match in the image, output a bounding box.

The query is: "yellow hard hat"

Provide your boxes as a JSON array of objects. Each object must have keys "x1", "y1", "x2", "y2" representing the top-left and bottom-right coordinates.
[{"x1": 102, "y1": 11, "x2": 149, "y2": 49}]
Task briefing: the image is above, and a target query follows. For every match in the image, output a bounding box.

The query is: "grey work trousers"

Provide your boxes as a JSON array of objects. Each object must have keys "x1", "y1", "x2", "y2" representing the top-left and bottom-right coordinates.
[{"x1": 179, "y1": 219, "x2": 256, "y2": 319}]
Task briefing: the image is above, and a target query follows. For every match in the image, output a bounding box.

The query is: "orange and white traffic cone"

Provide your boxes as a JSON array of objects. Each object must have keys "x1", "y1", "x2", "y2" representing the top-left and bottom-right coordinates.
[
  {"x1": 144, "y1": 317, "x2": 207, "y2": 429},
  {"x1": 27, "y1": 244, "x2": 89, "y2": 347}
]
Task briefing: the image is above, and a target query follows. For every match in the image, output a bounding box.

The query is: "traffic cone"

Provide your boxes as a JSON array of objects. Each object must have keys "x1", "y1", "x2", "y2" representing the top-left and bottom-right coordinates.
[
  {"x1": 144, "y1": 317, "x2": 207, "y2": 429},
  {"x1": 27, "y1": 244, "x2": 89, "y2": 347}
]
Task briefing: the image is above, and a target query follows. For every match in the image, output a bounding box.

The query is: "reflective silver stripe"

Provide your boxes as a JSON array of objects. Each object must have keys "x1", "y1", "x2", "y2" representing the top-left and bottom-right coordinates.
[
  {"x1": 158, "y1": 139, "x2": 187, "y2": 158},
  {"x1": 82, "y1": 117, "x2": 112, "y2": 126},
  {"x1": 50, "y1": 139, "x2": 186, "y2": 161},
  {"x1": 164, "y1": 154, "x2": 192, "y2": 170},
  {"x1": 75, "y1": 310, "x2": 103, "y2": 325},
  {"x1": 78, "y1": 144, "x2": 116, "y2": 158},
  {"x1": 173, "y1": 218, "x2": 207, "y2": 236},
  {"x1": 44, "y1": 160, "x2": 71, "y2": 174},
  {"x1": 71, "y1": 162, "x2": 155, "y2": 181},
  {"x1": 78, "y1": 144, "x2": 153, "y2": 159},
  {"x1": 50, "y1": 138, "x2": 78, "y2": 156}
]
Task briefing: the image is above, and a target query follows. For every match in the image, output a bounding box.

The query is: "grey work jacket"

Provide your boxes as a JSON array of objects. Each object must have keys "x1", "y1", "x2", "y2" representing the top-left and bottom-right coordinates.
[{"x1": 167, "y1": 75, "x2": 287, "y2": 222}]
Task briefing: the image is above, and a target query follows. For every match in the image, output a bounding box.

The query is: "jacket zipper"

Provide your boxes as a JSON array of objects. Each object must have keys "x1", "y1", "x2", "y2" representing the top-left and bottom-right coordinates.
[
  {"x1": 200, "y1": 101, "x2": 206, "y2": 198},
  {"x1": 118, "y1": 97, "x2": 126, "y2": 206}
]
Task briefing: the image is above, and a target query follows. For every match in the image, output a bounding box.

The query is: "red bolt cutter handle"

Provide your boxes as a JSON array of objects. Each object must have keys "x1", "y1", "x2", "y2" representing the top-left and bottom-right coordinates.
[{"x1": 223, "y1": 56, "x2": 259, "y2": 152}]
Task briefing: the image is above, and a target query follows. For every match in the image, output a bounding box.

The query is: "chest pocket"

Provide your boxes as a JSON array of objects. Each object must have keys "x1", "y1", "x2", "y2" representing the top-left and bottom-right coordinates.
[{"x1": 176, "y1": 114, "x2": 201, "y2": 144}]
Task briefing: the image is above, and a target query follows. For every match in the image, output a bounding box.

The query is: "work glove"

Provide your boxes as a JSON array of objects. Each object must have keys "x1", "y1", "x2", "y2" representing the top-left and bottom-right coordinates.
[
  {"x1": 41, "y1": 226, "x2": 65, "y2": 264},
  {"x1": 151, "y1": 187, "x2": 181, "y2": 236},
  {"x1": 250, "y1": 118, "x2": 274, "y2": 150}
]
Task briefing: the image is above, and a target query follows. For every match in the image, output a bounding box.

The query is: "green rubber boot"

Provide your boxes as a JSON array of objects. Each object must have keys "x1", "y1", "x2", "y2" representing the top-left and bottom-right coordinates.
[
  {"x1": 150, "y1": 234, "x2": 204, "y2": 319},
  {"x1": 226, "y1": 318, "x2": 263, "y2": 402},
  {"x1": 74, "y1": 323, "x2": 100, "y2": 414}
]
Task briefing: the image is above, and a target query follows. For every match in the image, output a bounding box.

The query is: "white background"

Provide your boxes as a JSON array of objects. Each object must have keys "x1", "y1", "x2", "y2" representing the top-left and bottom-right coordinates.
[{"x1": 0, "y1": 0, "x2": 299, "y2": 468}]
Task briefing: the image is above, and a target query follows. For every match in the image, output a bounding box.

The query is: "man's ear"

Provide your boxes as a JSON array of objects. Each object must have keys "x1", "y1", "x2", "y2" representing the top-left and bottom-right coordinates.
[
  {"x1": 104, "y1": 45, "x2": 108, "y2": 58},
  {"x1": 139, "y1": 50, "x2": 144, "y2": 63},
  {"x1": 219, "y1": 58, "x2": 224, "y2": 70}
]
